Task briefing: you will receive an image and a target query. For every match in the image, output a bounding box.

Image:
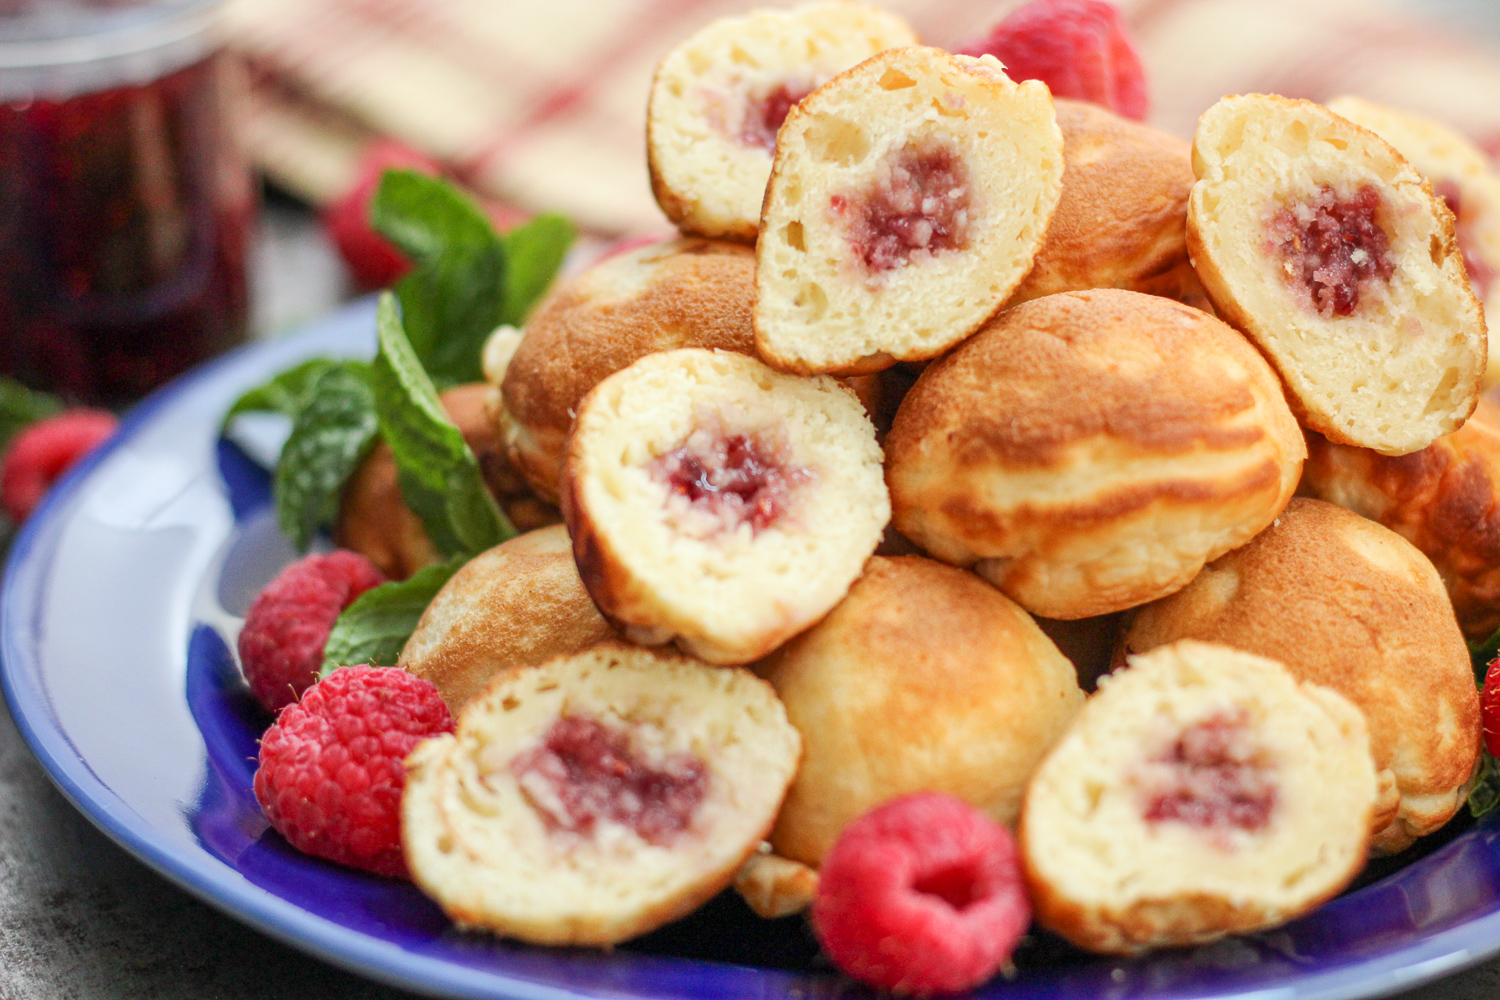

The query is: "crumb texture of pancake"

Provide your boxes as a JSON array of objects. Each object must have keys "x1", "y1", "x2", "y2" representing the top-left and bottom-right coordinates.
[
  {"x1": 1123, "y1": 498, "x2": 1480, "y2": 854},
  {"x1": 397, "y1": 525, "x2": 617, "y2": 713},
  {"x1": 1005, "y1": 99, "x2": 1197, "y2": 307},
  {"x1": 757, "y1": 555, "x2": 1084, "y2": 867},
  {"x1": 1302, "y1": 397, "x2": 1500, "y2": 642},
  {"x1": 1021, "y1": 639, "x2": 1376, "y2": 955},
  {"x1": 647, "y1": 0, "x2": 917, "y2": 243},
  {"x1": 733, "y1": 849, "x2": 820, "y2": 919},
  {"x1": 755, "y1": 46, "x2": 1063, "y2": 375},
  {"x1": 336, "y1": 383, "x2": 558, "y2": 580},
  {"x1": 1325, "y1": 95, "x2": 1500, "y2": 387},
  {"x1": 563, "y1": 348, "x2": 887, "y2": 664},
  {"x1": 499, "y1": 237, "x2": 758, "y2": 503},
  {"x1": 402, "y1": 642, "x2": 801, "y2": 946},
  {"x1": 1187, "y1": 94, "x2": 1485, "y2": 455},
  {"x1": 886, "y1": 289, "x2": 1305, "y2": 619}
]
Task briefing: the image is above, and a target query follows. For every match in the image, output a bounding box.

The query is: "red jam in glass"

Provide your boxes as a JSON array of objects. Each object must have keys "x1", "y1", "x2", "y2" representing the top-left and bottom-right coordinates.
[
  {"x1": 0, "y1": 50, "x2": 252, "y2": 405},
  {"x1": 1141, "y1": 710, "x2": 1276, "y2": 834},
  {"x1": 1267, "y1": 184, "x2": 1395, "y2": 318},
  {"x1": 511, "y1": 715, "x2": 709, "y2": 845},
  {"x1": 832, "y1": 137, "x2": 971, "y2": 273}
]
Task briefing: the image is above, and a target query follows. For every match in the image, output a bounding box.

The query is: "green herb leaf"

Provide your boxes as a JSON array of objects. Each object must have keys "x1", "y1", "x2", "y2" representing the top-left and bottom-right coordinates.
[
  {"x1": 370, "y1": 170, "x2": 507, "y2": 387},
  {"x1": 371, "y1": 293, "x2": 515, "y2": 556},
  {"x1": 1471, "y1": 750, "x2": 1500, "y2": 819},
  {"x1": 0, "y1": 377, "x2": 63, "y2": 451},
  {"x1": 499, "y1": 213, "x2": 574, "y2": 326},
  {"x1": 222, "y1": 357, "x2": 339, "y2": 427},
  {"x1": 1472, "y1": 624, "x2": 1500, "y2": 688},
  {"x1": 321, "y1": 556, "x2": 465, "y2": 673},
  {"x1": 274, "y1": 361, "x2": 378, "y2": 552}
]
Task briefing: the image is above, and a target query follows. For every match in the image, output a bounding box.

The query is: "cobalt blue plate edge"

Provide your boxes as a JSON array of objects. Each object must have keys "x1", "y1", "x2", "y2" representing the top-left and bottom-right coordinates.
[{"x1": 4, "y1": 296, "x2": 1500, "y2": 1000}]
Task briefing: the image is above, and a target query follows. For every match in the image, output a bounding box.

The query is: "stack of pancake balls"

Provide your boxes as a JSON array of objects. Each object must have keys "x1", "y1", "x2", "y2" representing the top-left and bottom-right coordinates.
[{"x1": 329, "y1": 0, "x2": 1500, "y2": 966}]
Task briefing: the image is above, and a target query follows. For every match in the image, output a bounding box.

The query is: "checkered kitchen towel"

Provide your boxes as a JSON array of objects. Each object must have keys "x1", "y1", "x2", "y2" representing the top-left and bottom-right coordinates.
[{"x1": 224, "y1": 0, "x2": 1500, "y2": 234}]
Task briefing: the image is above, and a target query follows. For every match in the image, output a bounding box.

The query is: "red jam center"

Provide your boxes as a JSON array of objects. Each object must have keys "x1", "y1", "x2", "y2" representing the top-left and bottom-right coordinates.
[
  {"x1": 1141, "y1": 711, "x2": 1276, "y2": 833},
  {"x1": 1435, "y1": 179, "x2": 1495, "y2": 300},
  {"x1": 651, "y1": 424, "x2": 811, "y2": 534},
  {"x1": 511, "y1": 715, "x2": 708, "y2": 845},
  {"x1": 1267, "y1": 184, "x2": 1395, "y2": 317},
  {"x1": 739, "y1": 83, "x2": 811, "y2": 152},
  {"x1": 832, "y1": 138, "x2": 972, "y2": 273}
]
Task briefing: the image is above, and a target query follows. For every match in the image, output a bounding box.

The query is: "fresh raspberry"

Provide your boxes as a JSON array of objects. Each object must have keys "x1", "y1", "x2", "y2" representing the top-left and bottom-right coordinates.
[
  {"x1": 955, "y1": 0, "x2": 1149, "y2": 122},
  {"x1": 253, "y1": 666, "x2": 454, "y2": 877},
  {"x1": 322, "y1": 140, "x2": 443, "y2": 289},
  {"x1": 812, "y1": 792, "x2": 1031, "y2": 996},
  {"x1": 1, "y1": 408, "x2": 118, "y2": 523},
  {"x1": 1483, "y1": 656, "x2": 1500, "y2": 759},
  {"x1": 238, "y1": 551, "x2": 385, "y2": 714}
]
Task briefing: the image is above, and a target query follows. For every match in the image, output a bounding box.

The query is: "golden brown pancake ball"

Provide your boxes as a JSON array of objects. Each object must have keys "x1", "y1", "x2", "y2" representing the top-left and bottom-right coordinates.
[
  {"x1": 396, "y1": 525, "x2": 616, "y2": 713},
  {"x1": 1122, "y1": 498, "x2": 1480, "y2": 854},
  {"x1": 498, "y1": 237, "x2": 758, "y2": 503},
  {"x1": 335, "y1": 383, "x2": 559, "y2": 580},
  {"x1": 1006, "y1": 99, "x2": 1197, "y2": 307},
  {"x1": 885, "y1": 289, "x2": 1305, "y2": 619},
  {"x1": 756, "y1": 555, "x2": 1084, "y2": 867},
  {"x1": 1302, "y1": 397, "x2": 1500, "y2": 642}
]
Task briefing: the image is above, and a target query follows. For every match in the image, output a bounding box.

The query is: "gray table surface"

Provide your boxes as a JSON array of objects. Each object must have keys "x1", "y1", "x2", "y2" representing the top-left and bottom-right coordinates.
[{"x1": 12, "y1": 2, "x2": 1500, "y2": 987}]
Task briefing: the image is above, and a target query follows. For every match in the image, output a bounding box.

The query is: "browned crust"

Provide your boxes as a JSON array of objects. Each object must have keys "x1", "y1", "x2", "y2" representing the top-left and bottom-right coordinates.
[
  {"x1": 1123, "y1": 498, "x2": 1480, "y2": 844},
  {"x1": 1006, "y1": 100, "x2": 1195, "y2": 306},
  {"x1": 1185, "y1": 94, "x2": 1484, "y2": 449},
  {"x1": 1303, "y1": 397, "x2": 1500, "y2": 641},
  {"x1": 501, "y1": 240, "x2": 757, "y2": 501}
]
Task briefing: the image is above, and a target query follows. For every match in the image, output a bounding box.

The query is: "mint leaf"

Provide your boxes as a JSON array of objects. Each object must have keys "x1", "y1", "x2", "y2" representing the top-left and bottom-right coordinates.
[
  {"x1": 1471, "y1": 751, "x2": 1500, "y2": 819},
  {"x1": 0, "y1": 377, "x2": 63, "y2": 451},
  {"x1": 370, "y1": 170, "x2": 506, "y2": 387},
  {"x1": 321, "y1": 557, "x2": 464, "y2": 673},
  {"x1": 274, "y1": 361, "x2": 378, "y2": 552},
  {"x1": 499, "y1": 213, "x2": 574, "y2": 326},
  {"x1": 371, "y1": 293, "x2": 515, "y2": 556},
  {"x1": 223, "y1": 358, "x2": 338, "y2": 428}
]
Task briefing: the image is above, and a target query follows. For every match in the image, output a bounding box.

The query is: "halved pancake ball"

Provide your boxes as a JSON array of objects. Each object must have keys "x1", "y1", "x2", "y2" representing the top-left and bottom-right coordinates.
[
  {"x1": 1005, "y1": 99, "x2": 1198, "y2": 307},
  {"x1": 397, "y1": 525, "x2": 616, "y2": 713},
  {"x1": 758, "y1": 555, "x2": 1084, "y2": 868},
  {"x1": 402, "y1": 642, "x2": 801, "y2": 946},
  {"x1": 1302, "y1": 398, "x2": 1500, "y2": 642},
  {"x1": 498, "y1": 237, "x2": 758, "y2": 503},
  {"x1": 885, "y1": 289, "x2": 1305, "y2": 619},
  {"x1": 563, "y1": 348, "x2": 887, "y2": 664},
  {"x1": 756, "y1": 46, "x2": 1063, "y2": 375},
  {"x1": 1325, "y1": 95, "x2": 1500, "y2": 388},
  {"x1": 1021, "y1": 639, "x2": 1376, "y2": 955},
  {"x1": 646, "y1": 0, "x2": 917, "y2": 243},
  {"x1": 1187, "y1": 94, "x2": 1485, "y2": 454},
  {"x1": 1123, "y1": 498, "x2": 1481, "y2": 854}
]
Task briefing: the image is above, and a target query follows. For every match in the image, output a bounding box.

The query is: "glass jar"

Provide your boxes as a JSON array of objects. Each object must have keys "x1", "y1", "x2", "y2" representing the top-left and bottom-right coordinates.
[{"x1": 0, "y1": 0, "x2": 254, "y2": 406}]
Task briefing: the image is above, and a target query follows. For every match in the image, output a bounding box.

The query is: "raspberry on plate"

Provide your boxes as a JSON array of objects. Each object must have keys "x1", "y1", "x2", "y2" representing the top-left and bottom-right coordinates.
[
  {"x1": 1483, "y1": 657, "x2": 1500, "y2": 759},
  {"x1": 1, "y1": 408, "x2": 118, "y2": 523},
  {"x1": 253, "y1": 665, "x2": 454, "y2": 878},
  {"x1": 322, "y1": 140, "x2": 442, "y2": 289},
  {"x1": 238, "y1": 551, "x2": 385, "y2": 714},
  {"x1": 955, "y1": 0, "x2": 1148, "y2": 121},
  {"x1": 812, "y1": 792, "x2": 1030, "y2": 996}
]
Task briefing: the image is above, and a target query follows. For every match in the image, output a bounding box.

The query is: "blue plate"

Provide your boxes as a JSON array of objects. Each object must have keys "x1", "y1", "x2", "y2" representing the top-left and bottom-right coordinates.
[{"x1": 5, "y1": 297, "x2": 1500, "y2": 1000}]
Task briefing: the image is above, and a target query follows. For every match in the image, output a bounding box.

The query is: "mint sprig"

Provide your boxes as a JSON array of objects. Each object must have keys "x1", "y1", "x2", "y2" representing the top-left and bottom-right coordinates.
[
  {"x1": 321, "y1": 557, "x2": 465, "y2": 673},
  {"x1": 372, "y1": 293, "x2": 516, "y2": 556},
  {"x1": 499, "y1": 213, "x2": 575, "y2": 326},
  {"x1": 222, "y1": 357, "x2": 340, "y2": 427},
  {"x1": 0, "y1": 376, "x2": 63, "y2": 452},
  {"x1": 273, "y1": 361, "x2": 378, "y2": 552}
]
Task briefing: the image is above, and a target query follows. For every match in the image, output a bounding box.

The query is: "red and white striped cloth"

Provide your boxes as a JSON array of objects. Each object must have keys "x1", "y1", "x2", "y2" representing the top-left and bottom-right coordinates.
[{"x1": 224, "y1": 0, "x2": 1500, "y2": 234}]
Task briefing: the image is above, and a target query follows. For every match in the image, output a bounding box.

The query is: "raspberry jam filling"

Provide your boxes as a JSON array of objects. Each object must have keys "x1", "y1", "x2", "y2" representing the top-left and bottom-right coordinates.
[
  {"x1": 1435, "y1": 180, "x2": 1495, "y2": 300},
  {"x1": 651, "y1": 420, "x2": 812, "y2": 534},
  {"x1": 832, "y1": 137, "x2": 972, "y2": 273},
  {"x1": 1267, "y1": 184, "x2": 1396, "y2": 317},
  {"x1": 739, "y1": 83, "x2": 811, "y2": 152},
  {"x1": 1139, "y1": 710, "x2": 1276, "y2": 834},
  {"x1": 512, "y1": 715, "x2": 708, "y2": 845}
]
